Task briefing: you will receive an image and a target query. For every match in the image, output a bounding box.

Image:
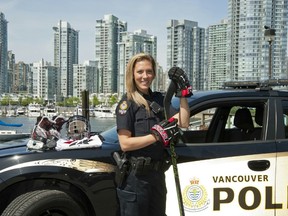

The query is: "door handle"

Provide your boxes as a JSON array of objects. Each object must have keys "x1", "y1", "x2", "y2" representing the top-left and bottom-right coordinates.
[{"x1": 248, "y1": 160, "x2": 270, "y2": 171}]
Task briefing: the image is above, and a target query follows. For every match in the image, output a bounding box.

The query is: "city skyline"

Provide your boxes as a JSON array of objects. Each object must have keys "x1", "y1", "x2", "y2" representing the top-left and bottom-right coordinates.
[{"x1": 0, "y1": 0, "x2": 228, "y2": 69}]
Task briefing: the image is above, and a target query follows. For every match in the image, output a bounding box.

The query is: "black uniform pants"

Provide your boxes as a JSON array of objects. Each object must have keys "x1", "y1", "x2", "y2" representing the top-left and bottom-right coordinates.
[{"x1": 117, "y1": 170, "x2": 167, "y2": 216}]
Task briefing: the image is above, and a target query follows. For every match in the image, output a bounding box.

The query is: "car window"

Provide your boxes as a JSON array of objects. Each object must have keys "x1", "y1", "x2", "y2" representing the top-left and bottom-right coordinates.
[
  {"x1": 225, "y1": 106, "x2": 263, "y2": 129},
  {"x1": 183, "y1": 103, "x2": 264, "y2": 143},
  {"x1": 281, "y1": 100, "x2": 288, "y2": 138},
  {"x1": 188, "y1": 108, "x2": 215, "y2": 131}
]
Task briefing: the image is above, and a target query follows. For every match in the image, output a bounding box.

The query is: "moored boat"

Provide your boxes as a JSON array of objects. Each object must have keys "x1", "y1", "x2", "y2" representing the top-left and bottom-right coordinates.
[
  {"x1": 0, "y1": 130, "x2": 30, "y2": 141},
  {"x1": 43, "y1": 105, "x2": 58, "y2": 118},
  {"x1": 94, "y1": 105, "x2": 115, "y2": 118},
  {"x1": 74, "y1": 106, "x2": 94, "y2": 117},
  {"x1": 16, "y1": 107, "x2": 26, "y2": 116},
  {"x1": 5, "y1": 109, "x2": 17, "y2": 117},
  {"x1": 27, "y1": 103, "x2": 42, "y2": 117}
]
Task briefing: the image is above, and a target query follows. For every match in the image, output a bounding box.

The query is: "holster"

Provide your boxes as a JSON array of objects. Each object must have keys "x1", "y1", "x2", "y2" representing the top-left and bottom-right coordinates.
[
  {"x1": 129, "y1": 156, "x2": 171, "y2": 176},
  {"x1": 113, "y1": 151, "x2": 129, "y2": 189}
]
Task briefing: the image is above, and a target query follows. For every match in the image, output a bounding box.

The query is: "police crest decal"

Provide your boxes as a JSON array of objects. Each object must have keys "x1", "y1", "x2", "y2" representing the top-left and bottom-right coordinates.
[
  {"x1": 182, "y1": 177, "x2": 210, "y2": 212},
  {"x1": 119, "y1": 101, "x2": 128, "y2": 115}
]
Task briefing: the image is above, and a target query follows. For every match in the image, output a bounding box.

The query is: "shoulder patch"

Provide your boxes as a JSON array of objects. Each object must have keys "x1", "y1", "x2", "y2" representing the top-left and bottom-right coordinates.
[{"x1": 119, "y1": 100, "x2": 129, "y2": 115}]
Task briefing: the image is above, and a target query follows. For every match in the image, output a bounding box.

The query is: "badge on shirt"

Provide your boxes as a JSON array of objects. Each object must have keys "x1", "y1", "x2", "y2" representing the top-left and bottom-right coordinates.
[{"x1": 119, "y1": 101, "x2": 128, "y2": 115}]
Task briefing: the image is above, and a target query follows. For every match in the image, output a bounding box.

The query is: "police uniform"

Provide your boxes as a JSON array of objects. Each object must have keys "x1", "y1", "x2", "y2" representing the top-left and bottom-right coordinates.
[{"x1": 116, "y1": 90, "x2": 176, "y2": 216}]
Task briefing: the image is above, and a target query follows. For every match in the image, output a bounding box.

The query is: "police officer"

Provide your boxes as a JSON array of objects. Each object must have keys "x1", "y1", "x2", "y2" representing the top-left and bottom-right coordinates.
[{"x1": 116, "y1": 53, "x2": 192, "y2": 216}]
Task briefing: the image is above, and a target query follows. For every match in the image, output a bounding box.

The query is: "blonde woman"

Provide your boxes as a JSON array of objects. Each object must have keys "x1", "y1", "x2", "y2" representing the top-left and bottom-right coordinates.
[{"x1": 115, "y1": 53, "x2": 192, "y2": 216}]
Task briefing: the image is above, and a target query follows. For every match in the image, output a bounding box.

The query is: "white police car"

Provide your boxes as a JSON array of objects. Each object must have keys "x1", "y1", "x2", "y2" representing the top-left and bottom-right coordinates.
[{"x1": 166, "y1": 80, "x2": 288, "y2": 216}]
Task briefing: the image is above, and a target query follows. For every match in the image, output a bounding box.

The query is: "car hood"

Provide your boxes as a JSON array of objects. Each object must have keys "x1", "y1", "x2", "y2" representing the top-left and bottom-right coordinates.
[
  {"x1": 0, "y1": 138, "x2": 30, "y2": 157},
  {"x1": 0, "y1": 127, "x2": 120, "y2": 158}
]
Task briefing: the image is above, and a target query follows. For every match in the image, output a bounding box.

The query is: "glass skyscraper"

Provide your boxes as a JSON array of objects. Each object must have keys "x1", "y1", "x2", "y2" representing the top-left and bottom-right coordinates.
[
  {"x1": 0, "y1": 12, "x2": 8, "y2": 94},
  {"x1": 206, "y1": 20, "x2": 228, "y2": 90},
  {"x1": 118, "y1": 29, "x2": 157, "y2": 96},
  {"x1": 227, "y1": 0, "x2": 288, "y2": 81},
  {"x1": 95, "y1": 14, "x2": 127, "y2": 94},
  {"x1": 166, "y1": 19, "x2": 205, "y2": 90},
  {"x1": 53, "y1": 20, "x2": 79, "y2": 98}
]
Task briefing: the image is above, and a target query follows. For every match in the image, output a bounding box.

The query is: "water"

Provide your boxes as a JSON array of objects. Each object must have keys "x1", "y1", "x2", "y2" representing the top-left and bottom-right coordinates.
[{"x1": 0, "y1": 116, "x2": 116, "y2": 143}]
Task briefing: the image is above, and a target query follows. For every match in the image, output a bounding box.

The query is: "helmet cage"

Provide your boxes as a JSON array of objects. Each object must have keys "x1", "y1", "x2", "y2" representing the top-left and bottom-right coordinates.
[{"x1": 66, "y1": 115, "x2": 90, "y2": 140}]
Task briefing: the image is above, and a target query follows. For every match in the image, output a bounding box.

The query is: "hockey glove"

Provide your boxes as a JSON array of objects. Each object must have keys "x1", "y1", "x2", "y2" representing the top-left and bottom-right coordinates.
[
  {"x1": 168, "y1": 67, "x2": 193, "y2": 97},
  {"x1": 151, "y1": 118, "x2": 179, "y2": 146}
]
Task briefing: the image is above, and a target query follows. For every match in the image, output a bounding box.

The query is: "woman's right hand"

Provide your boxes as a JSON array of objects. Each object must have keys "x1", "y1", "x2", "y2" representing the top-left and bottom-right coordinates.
[{"x1": 150, "y1": 118, "x2": 179, "y2": 146}]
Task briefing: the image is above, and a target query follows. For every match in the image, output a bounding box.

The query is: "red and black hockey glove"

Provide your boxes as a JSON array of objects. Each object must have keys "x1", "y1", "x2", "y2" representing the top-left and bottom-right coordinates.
[
  {"x1": 151, "y1": 118, "x2": 179, "y2": 147},
  {"x1": 168, "y1": 67, "x2": 193, "y2": 97}
]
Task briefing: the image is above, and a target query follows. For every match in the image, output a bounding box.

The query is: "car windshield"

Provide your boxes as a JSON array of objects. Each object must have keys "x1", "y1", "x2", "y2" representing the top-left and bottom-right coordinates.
[{"x1": 100, "y1": 125, "x2": 118, "y2": 144}]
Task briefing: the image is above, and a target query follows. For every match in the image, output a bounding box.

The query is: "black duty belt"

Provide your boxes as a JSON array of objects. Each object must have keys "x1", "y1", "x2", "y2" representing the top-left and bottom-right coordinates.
[{"x1": 128, "y1": 156, "x2": 170, "y2": 175}]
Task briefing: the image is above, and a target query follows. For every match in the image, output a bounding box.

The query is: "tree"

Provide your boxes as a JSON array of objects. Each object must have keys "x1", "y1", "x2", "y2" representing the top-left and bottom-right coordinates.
[
  {"x1": 21, "y1": 97, "x2": 34, "y2": 106},
  {"x1": 34, "y1": 97, "x2": 44, "y2": 105},
  {"x1": 109, "y1": 95, "x2": 118, "y2": 106},
  {"x1": 91, "y1": 95, "x2": 100, "y2": 106},
  {"x1": 65, "y1": 97, "x2": 80, "y2": 107},
  {"x1": 0, "y1": 96, "x2": 9, "y2": 106}
]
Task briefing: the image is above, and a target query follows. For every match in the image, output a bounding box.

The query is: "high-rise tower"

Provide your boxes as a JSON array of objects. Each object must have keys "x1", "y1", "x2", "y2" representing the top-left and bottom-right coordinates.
[
  {"x1": 167, "y1": 19, "x2": 205, "y2": 90},
  {"x1": 227, "y1": 0, "x2": 288, "y2": 81},
  {"x1": 0, "y1": 12, "x2": 8, "y2": 94},
  {"x1": 53, "y1": 20, "x2": 79, "y2": 98},
  {"x1": 95, "y1": 14, "x2": 127, "y2": 93},
  {"x1": 206, "y1": 20, "x2": 228, "y2": 90},
  {"x1": 118, "y1": 29, "x2": 157, "y2": 96}
]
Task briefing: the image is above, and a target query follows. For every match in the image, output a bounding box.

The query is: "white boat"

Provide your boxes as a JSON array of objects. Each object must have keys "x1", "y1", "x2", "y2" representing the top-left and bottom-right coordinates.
[
  {"x1": 6, "y1": 109, "x2": 17, "y2": 117},
  {"x1": 16, "y1": 107, "x2": 26, "y2": 116},
  {"x1": 0, "y1": 130, "x2": 30, "y2": 141},
  {"x1": 43, "y1": 105, "x2": 58, "y2": 118},
  {"x1": 27, "y1": 103, "x2": 42, "y2": 117},
  {"x1": 94, "y1": 105, "x2": 115, "y2": 118},
  {"x1": 74, "y1": 106, "x2": 94, "y2": 117}
]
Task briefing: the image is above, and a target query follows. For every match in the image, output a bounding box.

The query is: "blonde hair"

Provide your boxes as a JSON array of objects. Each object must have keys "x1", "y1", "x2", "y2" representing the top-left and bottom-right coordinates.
[{"x1": 126, "y1": 53, "x2": 156, "y2": 111}]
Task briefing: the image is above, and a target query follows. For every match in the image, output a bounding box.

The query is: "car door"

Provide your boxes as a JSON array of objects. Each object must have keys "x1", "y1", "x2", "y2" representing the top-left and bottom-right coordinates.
[
  {"x1": 275, "y1": 99, "x2": 288, "y2": 216},
  {"x1": 166, "y1": 98, "x2": 277, "y2": 216}
]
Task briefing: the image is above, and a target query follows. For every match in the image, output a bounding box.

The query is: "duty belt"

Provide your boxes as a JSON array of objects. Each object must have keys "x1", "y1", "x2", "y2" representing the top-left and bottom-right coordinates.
[{"x1": 128, "y1": 156, "x2": 170, "y2": 175}]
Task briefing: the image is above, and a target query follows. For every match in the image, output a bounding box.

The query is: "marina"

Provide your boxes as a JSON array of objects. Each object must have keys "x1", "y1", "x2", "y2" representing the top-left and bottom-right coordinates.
[
  {"x1": 0, "y1": 102, "x2": 117, "y2": 143},
  {"x1": 0, "y1": 105, "x2": 117, "y2": 118},
  {"x1": 0, "y1": 116, "x2": 116, "y2": 144}
]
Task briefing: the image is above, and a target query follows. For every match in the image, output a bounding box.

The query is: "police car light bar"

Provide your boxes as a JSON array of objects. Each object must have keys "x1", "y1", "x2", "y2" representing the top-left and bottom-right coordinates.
[{"x1": 223, "y1": 79, "x2": 288, "y2": 90}]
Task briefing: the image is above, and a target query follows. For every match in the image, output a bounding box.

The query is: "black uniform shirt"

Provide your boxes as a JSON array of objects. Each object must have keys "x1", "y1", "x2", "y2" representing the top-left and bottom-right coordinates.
[{"x1": 116, "y1": 91, "x2": 169, "y2": 160}]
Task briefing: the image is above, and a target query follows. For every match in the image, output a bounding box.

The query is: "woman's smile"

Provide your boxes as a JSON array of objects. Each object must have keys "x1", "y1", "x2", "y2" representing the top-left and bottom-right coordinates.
[{"x1": 133, "y1": 60, "x2": 155, "y2": 94}]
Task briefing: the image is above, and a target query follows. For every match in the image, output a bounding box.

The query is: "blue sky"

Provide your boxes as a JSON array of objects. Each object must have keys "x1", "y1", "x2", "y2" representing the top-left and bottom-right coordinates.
[{"x1": 1, "y1": 0, "x2": 228, "y2": 69}]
